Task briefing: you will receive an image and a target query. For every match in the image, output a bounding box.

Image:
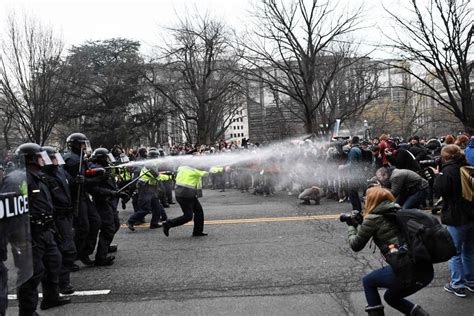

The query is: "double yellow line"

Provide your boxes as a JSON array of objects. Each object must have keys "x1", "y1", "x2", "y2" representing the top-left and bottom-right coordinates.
[{"x1": 120, "y1": 214, "x2": 340, "y2": 228}]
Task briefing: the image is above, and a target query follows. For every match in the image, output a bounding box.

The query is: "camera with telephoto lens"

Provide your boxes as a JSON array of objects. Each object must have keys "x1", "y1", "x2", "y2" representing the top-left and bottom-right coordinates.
[
  {"x1": 339, "y1": 210, "x2": 363, "y2": 227},
  {"x1": 419, "y1": 156, "x2": 442, "y2": 169}
]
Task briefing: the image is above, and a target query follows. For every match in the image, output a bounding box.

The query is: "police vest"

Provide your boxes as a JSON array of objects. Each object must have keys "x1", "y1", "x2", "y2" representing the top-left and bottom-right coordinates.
[
  {"x1": 175, "y1": 166, "x2": 208, "y2": 190},
  {"x1": 139, "y1": 166, "x2": 160, "y2": 186},
  {"x1": 159, "y1": 174, "x2": 172, "y2": 181}
]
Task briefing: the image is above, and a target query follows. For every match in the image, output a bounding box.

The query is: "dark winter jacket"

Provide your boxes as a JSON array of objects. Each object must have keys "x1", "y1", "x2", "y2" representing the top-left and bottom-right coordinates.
[
  {"x1": 434, "y1": 159, "x2": 474, "y2": 226},
  {"x1": 387, "y1": 168, "x2": 428, "y2": 198},
  {"x1": 388, "y1": 148, "x2": 421, "y2": 172},
  {"x1": 348, "y1": 201, "x2": 399, "y2": 254}
]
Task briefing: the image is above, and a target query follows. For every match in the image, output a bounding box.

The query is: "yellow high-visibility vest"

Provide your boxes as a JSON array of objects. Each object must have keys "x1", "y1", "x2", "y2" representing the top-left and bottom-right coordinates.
[{"x1": 175, "y1": 166, "x2": 208, "y2": 190}]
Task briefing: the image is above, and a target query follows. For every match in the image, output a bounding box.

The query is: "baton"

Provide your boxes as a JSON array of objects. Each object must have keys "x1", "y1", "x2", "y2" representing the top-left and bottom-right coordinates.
[{"x1": 115, "y1": 172, "x2": 147, "y2": 194}]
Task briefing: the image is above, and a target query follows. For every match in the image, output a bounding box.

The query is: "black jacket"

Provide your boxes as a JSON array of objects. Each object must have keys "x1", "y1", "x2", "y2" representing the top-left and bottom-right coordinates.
[
  {"x1": 27, "y1": 169, "x2": 54, "y2": 219},
  {"x1": 43, "y1": 167, "x2": 73, "y2": 213},
  {"x1": 434, "y1": 159, "x2": 474, "y2": 226}
]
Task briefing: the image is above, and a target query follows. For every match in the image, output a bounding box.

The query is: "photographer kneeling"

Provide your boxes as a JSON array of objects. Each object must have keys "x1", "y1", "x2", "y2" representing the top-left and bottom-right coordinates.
[{"x1": 346, "y1": 187, "x2": 432, "y2": 315}]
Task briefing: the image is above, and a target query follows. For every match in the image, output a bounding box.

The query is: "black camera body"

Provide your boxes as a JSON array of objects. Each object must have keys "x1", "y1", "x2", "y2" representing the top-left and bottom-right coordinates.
[{"x1": 339, "y1": 210, "x2": 363, "y2": 227}]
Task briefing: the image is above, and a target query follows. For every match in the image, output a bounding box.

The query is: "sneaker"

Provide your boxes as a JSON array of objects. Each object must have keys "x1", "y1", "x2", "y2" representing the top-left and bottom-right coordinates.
[
  {"x1": 444, "y1": 283, "x2": 467, "y2": 297},
  {"x1": 466, "y1": 285, "x2": 474, "y2": 293}
]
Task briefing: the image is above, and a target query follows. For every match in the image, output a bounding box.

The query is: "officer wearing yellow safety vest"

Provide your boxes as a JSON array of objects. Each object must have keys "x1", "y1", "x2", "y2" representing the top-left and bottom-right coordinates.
[
  {"x1": 127, "y1": 148, "x2": 168, "y2": 231},
  {"x1": 163, "y1": 166, "x2": 208, "y2": 237}
]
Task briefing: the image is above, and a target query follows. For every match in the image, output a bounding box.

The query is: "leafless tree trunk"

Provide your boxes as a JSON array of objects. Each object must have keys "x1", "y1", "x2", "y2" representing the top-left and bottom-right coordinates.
[
  {"x1": 316, "y1": 45, "x2": 382, "y2": 134},
  {"x1": 0, "y1": 14, "x2": 68, "y2": 145},
  {"x1": 148, "y1": 14, "x2": 244, "y2": 144},
  {"x1": 384, "y1": 0, "x2": 473, "y2": 133},
  {"x1": 240, "y1": 0, "x2": 362, "y2": 135}
]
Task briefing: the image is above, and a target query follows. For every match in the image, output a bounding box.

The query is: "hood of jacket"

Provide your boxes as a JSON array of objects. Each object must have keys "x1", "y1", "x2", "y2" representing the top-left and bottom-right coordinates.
[{"x1": 370, "y1": 200, "x2": 400, "y2": 215}]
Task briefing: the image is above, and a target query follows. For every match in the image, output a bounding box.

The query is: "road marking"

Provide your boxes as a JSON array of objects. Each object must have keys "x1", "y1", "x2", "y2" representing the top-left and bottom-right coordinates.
[
  {"x1": 120, "y1": 214, "x2": 341, "y2": 229},
  {"x1": 8, "y1": 290, "x2": 111, "y2": 300}
]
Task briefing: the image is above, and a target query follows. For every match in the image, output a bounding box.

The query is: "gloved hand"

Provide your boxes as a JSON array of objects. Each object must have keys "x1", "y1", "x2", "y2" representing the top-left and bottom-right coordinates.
[
  {"x1": 113, "y1": 190, "x2": 130, "y2": 201},
  {"x1": 75, "y1": 175, "x2": 85, "y2": 184}
]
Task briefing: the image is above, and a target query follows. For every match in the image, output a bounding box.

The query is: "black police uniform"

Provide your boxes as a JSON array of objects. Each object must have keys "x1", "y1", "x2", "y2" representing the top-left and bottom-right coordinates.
[
  {"x1": 0, "y1": 169, "x2": 29, "y2": 316},
  {"x1": 17, "y1": 169, "x2": 62, "y2": 315},
  {"x1": 88, "y1": 162, "x2": 120, "y2": 264},
  {"x1": 63, "y1": 151, "x2": 101, "y2": 263},
  {"x1": 42, "y1": 166, "x2": 77, "y2": 291}
]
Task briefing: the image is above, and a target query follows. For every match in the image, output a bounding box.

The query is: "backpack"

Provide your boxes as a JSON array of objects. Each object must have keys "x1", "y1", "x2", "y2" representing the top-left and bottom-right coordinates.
[
  {"x1": 460, "y1": 166, "x2": 474, "y2": 202},
  {"x1": 385, "y1": 209, "x2": 456, "y2": 264},
  {"x1": 360, "y1": 148, "x2": 373, "y2": 165}
]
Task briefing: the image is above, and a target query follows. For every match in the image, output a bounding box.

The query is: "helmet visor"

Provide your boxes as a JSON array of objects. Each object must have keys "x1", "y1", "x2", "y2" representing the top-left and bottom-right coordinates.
[
  {"x1": 38, "y1": 151, "x2": 53, "y2": 166},
  {"x1": 52, "y1": 153, "x2": 65, "y2": 165},
  {"x1": 84, "y1": 140, "x2": 92, "y2": 152},
  {"x1": 107, "y1": 153, "x2": 116, "y2": 163},
  {"x1": 120, "y1": 155, "x2": 129, "y2": 163}
]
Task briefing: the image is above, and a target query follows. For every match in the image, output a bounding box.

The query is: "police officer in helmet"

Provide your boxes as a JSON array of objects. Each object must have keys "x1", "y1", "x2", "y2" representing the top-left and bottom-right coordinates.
[
  {"x1": 41, "y1": 146, "x2": 77, "y2": 294},
  {"x1": 63, "y1": 133, "x2": 101, "y2": 266},
  {"x1": 88, "y1": 148, "x2": 127, "y2": 266},
  {"x1": 16, "y1": 143, "x2": 71, "y2": 315}
]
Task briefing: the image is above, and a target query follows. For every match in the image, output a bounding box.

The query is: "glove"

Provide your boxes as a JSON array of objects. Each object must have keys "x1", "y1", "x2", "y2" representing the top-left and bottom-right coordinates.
[
  {"x1": 113, "y1": 190, "x2": 130, "y2": 201},
  {"x1": 75, "y1": 175, "x2": 85, "y2": 184}
]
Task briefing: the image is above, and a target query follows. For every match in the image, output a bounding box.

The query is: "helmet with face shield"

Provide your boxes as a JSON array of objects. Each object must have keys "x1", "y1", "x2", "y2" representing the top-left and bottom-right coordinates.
[
  {"x1": 66, "y1": 132, "x2": 91, "y2": 154},
  {"x1": 41, "y1": 146, "x2": 65, "y2": 166},
  {"x1": 14, "y1": 143, "x2": 52, "y2": 167},
  {"x1": 91, "y1": 148, "x2": 116, "y2": 166}
]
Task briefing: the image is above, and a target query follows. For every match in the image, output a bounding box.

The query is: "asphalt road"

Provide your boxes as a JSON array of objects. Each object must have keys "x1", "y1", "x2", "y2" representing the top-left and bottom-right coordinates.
[{"x1": 8, "y1": 189, "x2": 474, "y2": 315}]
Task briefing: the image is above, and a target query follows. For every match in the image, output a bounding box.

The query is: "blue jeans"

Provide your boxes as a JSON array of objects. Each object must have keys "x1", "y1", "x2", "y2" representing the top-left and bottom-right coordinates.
[
  {"x1": 447, "y1": 223, "x2": 474, "y2": 289},
  {"x1": 362, "y1": 265, "x2": 433, "y2": 314},
  {"x1": 397, "y1": 189, "x2": 427, "y2": 209}
]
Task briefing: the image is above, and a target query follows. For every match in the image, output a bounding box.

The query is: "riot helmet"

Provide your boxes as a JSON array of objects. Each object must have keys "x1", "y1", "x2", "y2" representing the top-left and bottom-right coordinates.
[
  {"x1": 147, "y1": 147, "x2": 160, "y2": 159},
  {"x1": 158, "y1": 148, "x2": 165, "y2": 157},
  {"x1": 137, "y1": 147, "x2": 147, "y2": 159},
  {"x1": 15, "y1": 143, "x2": 52, "y2": 167},
  {"x1": 41, "y1": 146, "x2": 65, "y2": 166},
  {"x1": 66, "y1": 132, "x2": 91, "y2": 153},
  {"x1": 91, "y1": 147, "x2": 116, "y2": 166}
]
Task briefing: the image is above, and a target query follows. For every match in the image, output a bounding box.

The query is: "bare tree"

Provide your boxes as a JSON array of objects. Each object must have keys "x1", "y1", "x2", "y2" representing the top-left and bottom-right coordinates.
[
  {"x1": 384, "y1": 0, "x2": 473, "y2": 133},
  {"x1": 0, "y1": 14, "x2": 68, "y2": 145},
  {"x1": 131, "y1": 64, "x2": 174, "y2": 146},
  {"x1": 149, "y1": 14, "x2": 244, "y2": 144},
  {"x1": 240, "y1": 0, "x2": 363, "y2": 135},
  {"x1": 316, "y1": 47, "x2": 381, "y2": 134}
]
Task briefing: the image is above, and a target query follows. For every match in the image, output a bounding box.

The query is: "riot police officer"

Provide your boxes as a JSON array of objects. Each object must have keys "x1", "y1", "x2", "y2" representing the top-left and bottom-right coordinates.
[
  {"x1": 131, "y1": 147, "x2": 148, "y2": 214},
  {"x1": 127, "y1": 149, "x2": 167, "y2": 231},
  {"x1": 63, "y1": 133, "x2": 101, "y2": 266},
  {"x1": 15, "y1": 143, "x2": 71, "y2": 315},
  {"x1": 41, "y1": 146, "x2": 77, "y2": 294},
  {"x1": 88, "y1": 148, "x2": 127, "y2": 266}
]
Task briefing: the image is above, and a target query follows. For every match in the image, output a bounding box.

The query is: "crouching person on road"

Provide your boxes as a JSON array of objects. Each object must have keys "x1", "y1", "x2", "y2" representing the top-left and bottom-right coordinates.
[{"x1": 345, "y1": 187, "x2": 432, "y2": 316}]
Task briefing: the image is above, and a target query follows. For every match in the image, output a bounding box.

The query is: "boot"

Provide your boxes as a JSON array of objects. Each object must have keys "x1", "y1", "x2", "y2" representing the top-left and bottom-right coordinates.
[
  {"x1": 365, "y1": 305, "x2": 385, "y2": 316},
  {"x1": 410, "y1": 305, "x2": 429, "y2": 316},
  {"x1": 94, "y1": 256, "x2": 115, "y2": 266}
]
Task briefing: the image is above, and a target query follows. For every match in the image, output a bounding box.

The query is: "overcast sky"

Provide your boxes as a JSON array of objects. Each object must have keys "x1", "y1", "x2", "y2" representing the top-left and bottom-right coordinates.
[{"x1": 0, "y1": 0, "x2": 406, "y2": 57}]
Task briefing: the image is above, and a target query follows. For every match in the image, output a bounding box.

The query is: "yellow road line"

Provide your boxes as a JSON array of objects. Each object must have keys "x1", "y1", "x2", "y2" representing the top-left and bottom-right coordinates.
[{"x1": 120, "y1": 214, "x2": 340, "y2": 229}]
